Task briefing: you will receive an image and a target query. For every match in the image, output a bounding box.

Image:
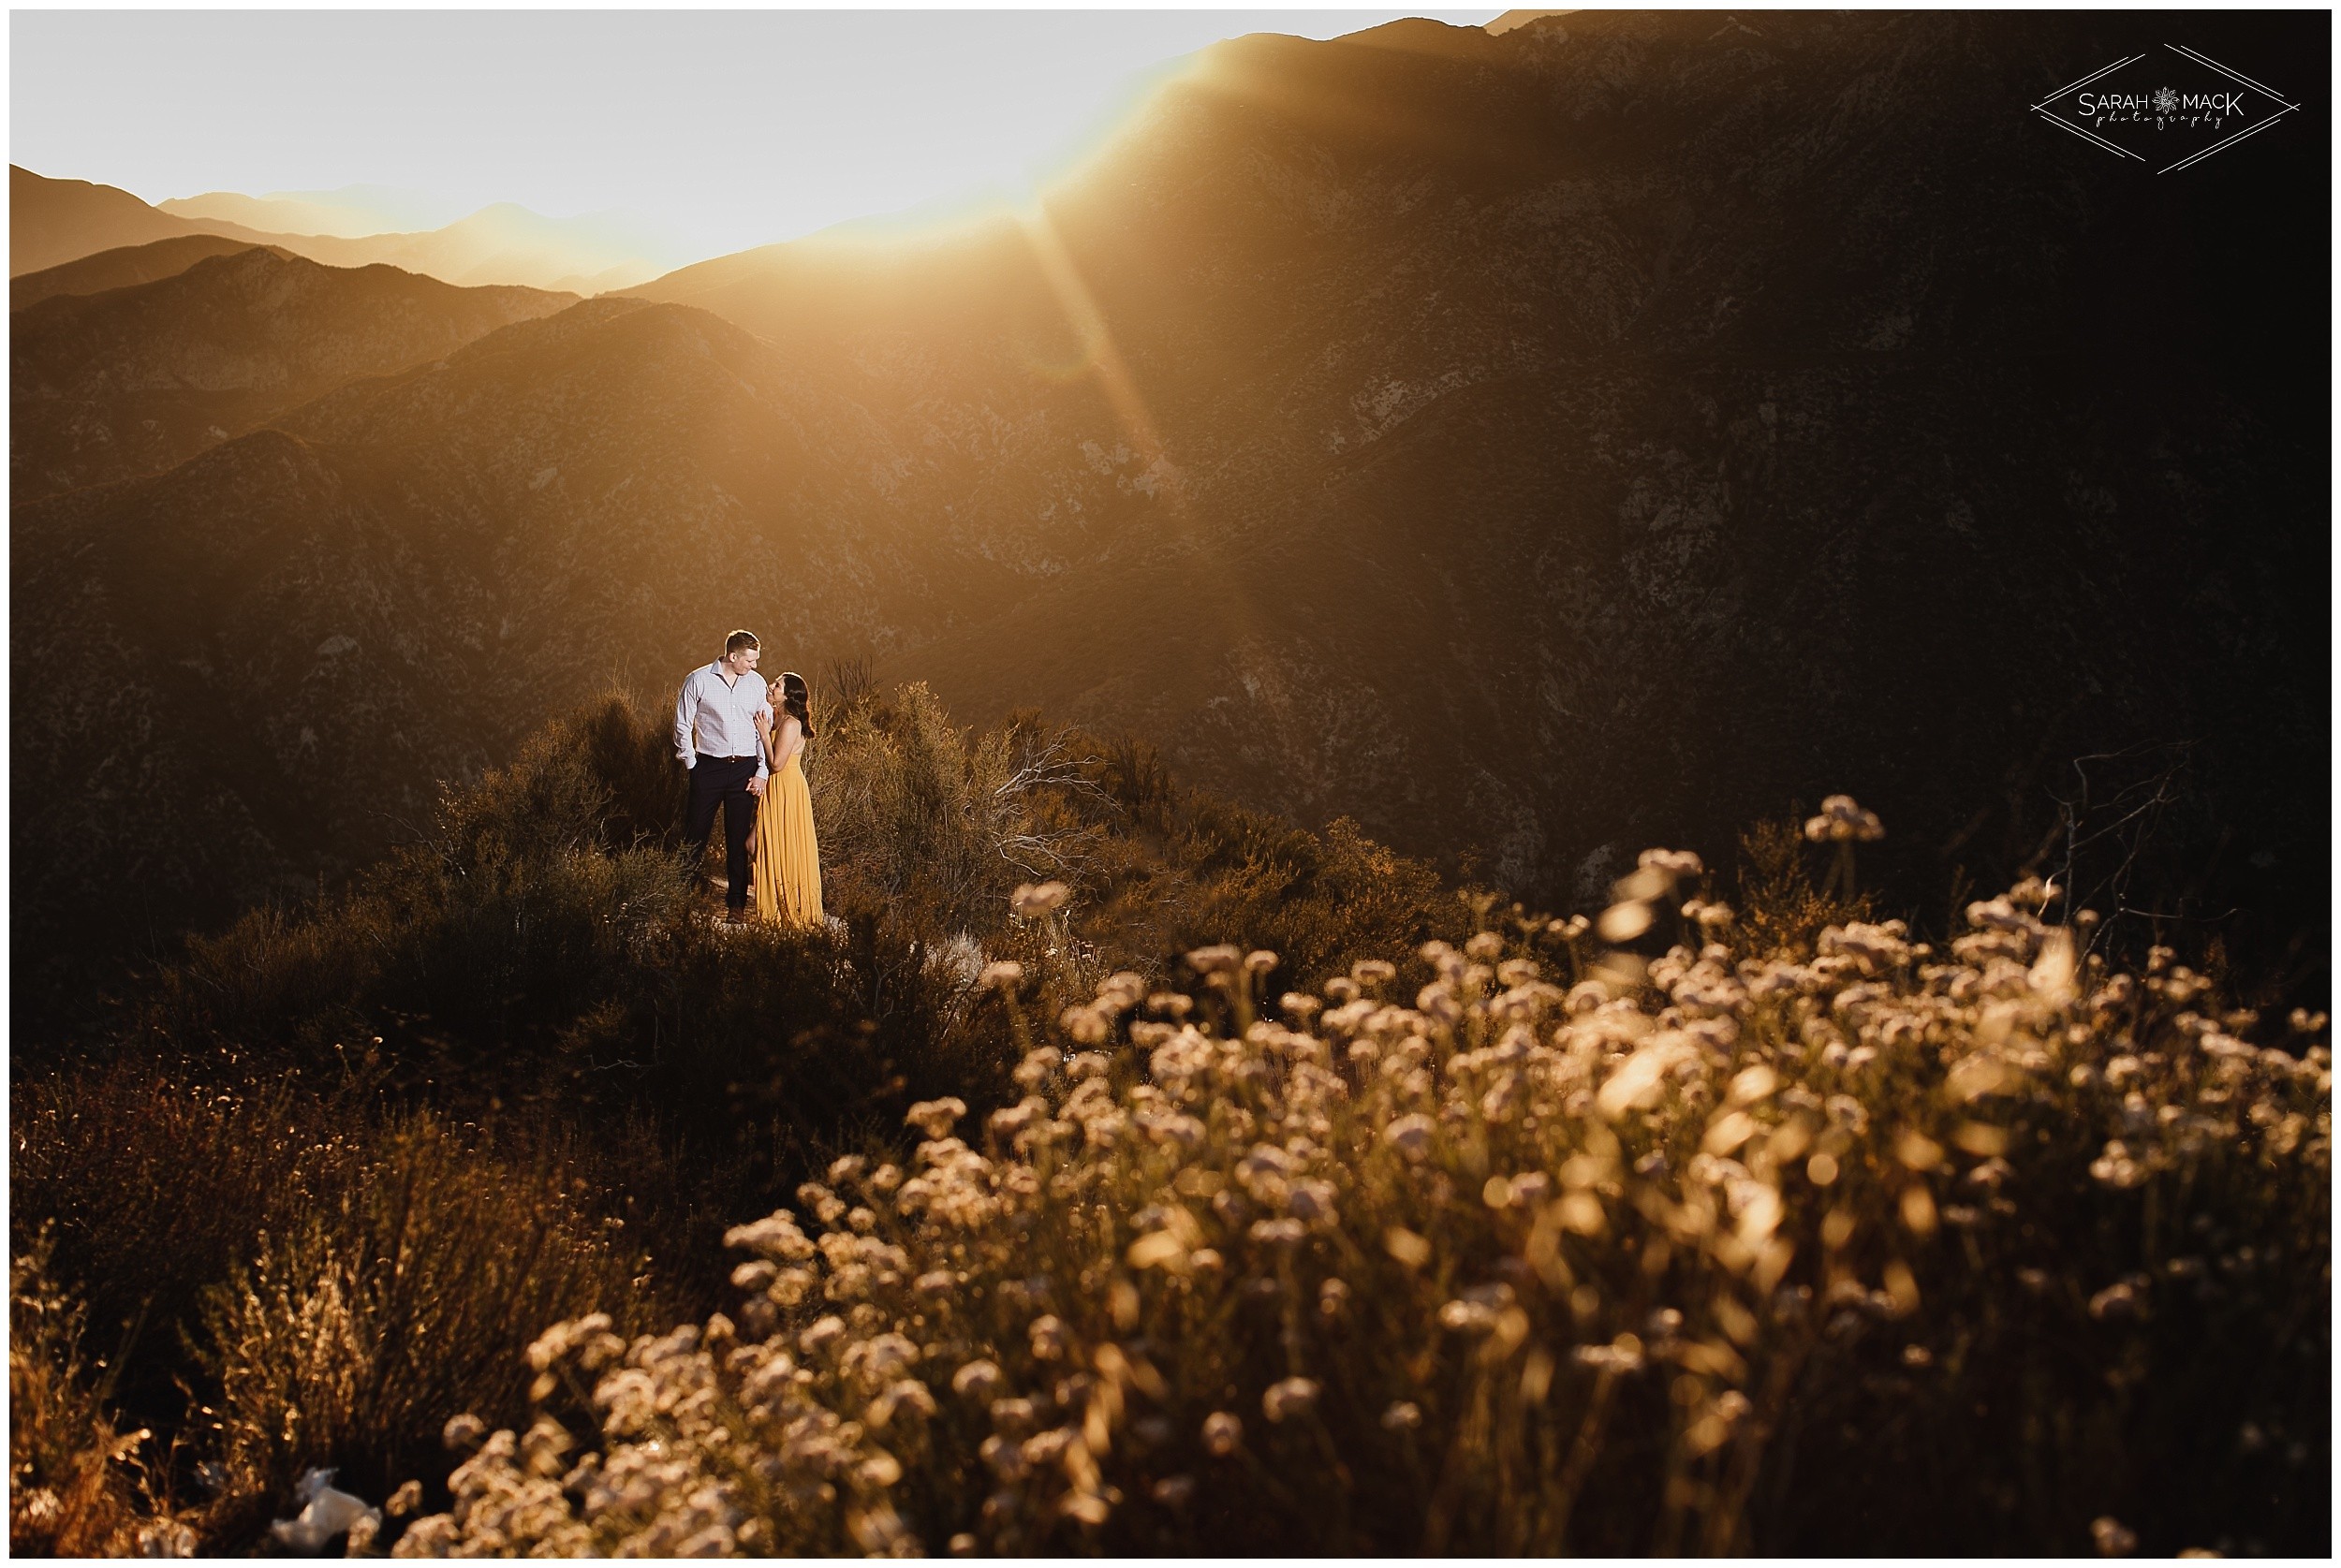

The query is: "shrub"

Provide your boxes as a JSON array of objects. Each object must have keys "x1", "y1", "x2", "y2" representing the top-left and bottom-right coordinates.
[
  {"x1": 193, "y1": 1110, "x2": 661, "y2": 1506},
  {"x1": 11, "y1": 1059, "x2": 668, "y2": 1544},
  {"x1": 814, "y1": 682, "x2": 1104, "y2": 941},
  {"x1": 8, "y1": 1228, "x2": 184, "y2": 1556},
  {"x1": 389, "y1": 826, "x2": 2330, "y2": 1556}
]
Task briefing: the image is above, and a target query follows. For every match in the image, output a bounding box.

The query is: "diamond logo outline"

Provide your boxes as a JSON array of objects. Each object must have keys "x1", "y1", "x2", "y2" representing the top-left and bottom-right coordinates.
[{"x1": 2033, "y1": 44, "x2": 2300, "y2": 175}]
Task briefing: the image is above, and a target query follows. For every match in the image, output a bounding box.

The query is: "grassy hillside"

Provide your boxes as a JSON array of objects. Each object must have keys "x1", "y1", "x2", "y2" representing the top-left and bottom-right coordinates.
[{"x1": 10, "y1": 684, "x2": 2326, "y2": 1555}]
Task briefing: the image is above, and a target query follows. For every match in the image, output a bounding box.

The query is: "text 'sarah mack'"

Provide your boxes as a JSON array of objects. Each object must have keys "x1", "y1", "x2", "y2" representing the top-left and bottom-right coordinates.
[{"x1": 2076, "y1": 89, "x2": 2245, "y2": 116}]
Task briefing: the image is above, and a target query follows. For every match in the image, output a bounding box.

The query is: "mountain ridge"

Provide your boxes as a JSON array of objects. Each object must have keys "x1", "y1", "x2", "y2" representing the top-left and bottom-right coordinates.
[
  {"x1": 12, "y1": 9, "x2": 2328, "y2": 1004},
  {"x1": 11, "y1": 244, "x2": 576, "y2": 502},
  {"x1": 11, "y1": 165, "x2": 666, "y2": 294}
]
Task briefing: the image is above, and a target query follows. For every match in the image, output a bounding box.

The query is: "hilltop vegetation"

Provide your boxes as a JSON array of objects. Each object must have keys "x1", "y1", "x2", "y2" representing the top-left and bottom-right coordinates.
[
  {"x1": 10, "y1": 682, "x2": 1464, "y2": 1551},
  {"x1": 9, "y1": 684, "x2": 2327, "y2": 1555}
]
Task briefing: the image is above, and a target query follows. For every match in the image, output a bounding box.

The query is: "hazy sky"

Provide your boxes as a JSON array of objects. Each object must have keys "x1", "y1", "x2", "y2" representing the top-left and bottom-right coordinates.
[{"x1": 12, "y1": 9, "x2": 1506, "y2": 261}]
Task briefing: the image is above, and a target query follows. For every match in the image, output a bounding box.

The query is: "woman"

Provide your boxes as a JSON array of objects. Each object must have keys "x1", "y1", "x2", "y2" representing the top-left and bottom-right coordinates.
[{"x1": 751, "y1": 669, "x2": 825, "y2": 928}]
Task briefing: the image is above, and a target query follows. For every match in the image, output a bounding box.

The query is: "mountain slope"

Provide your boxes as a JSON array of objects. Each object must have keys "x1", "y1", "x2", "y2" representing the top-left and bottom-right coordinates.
[
  {"x1": 11, "y1": 247, "x2": 574, "y2": 501},
  {"x1": 628, "y1": 9, "x2": 2327, "y2": 910},
  {"x1": 10, "y1": 234, "x2": 294, "y2": 311},
  {"x1": 13, "y1": 10, "x2": 2328, "y2": 998}
]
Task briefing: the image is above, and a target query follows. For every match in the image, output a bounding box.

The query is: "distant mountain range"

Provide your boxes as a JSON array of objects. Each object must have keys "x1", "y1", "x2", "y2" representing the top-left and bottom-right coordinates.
[
  {"x1": 160, "y1": 184, "x2": 474, "y2": 240},
  {"x1": 10, "y1": 166, "x2": 668, "y2": 293},
  {"x1": 12, "y1": 246, "x2": 572, "y2": 502},
  {"x1": 12, "y1": 10, "x2": 2329, "y2": 1005}
]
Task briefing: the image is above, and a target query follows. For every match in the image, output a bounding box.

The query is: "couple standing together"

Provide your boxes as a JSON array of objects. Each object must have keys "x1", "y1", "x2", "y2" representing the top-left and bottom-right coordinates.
[{"x1": 674, "y1": 630, "x2": 823, "y2": 927}]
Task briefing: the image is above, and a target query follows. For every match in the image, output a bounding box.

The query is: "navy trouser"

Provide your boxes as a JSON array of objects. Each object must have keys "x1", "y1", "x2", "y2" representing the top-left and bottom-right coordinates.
[{"x1": 685, "y1": 754, "x2": 760, "y2": 911}]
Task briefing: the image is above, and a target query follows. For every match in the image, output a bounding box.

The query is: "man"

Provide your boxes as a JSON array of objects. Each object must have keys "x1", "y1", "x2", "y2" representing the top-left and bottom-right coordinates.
[{"x1": 675, "y1": 629, "x2": 772, "y2": 922}]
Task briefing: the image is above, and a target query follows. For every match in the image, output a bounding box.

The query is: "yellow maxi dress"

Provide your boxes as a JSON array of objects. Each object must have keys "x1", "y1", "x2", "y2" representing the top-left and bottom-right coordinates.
[{"x1": 753, "y1": 725, "x2": 824, "y2": 927}]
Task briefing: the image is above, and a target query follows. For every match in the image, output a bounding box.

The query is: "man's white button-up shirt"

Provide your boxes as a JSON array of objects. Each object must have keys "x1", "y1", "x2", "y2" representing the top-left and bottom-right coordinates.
[{"x1": 675, "y1": 662, "x2": 773, "y2": 778}]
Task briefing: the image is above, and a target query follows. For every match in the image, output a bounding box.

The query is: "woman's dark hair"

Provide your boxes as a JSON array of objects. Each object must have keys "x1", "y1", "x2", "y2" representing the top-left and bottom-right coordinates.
[{"x1": 777, "y1": 670, "x2": 814, "y2": 738}]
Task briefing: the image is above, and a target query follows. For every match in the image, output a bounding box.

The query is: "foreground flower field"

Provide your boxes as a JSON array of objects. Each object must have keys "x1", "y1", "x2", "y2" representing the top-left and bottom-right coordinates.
[{"x1": 394, "y1": 841, "x2": 2330, "y2": 1557}]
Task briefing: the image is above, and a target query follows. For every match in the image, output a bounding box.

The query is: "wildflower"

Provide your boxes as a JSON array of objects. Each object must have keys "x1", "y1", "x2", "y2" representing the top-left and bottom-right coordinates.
[
  {"x1": 951, "y1": 1360, "x2": 1002, "y2": 1401},
  {"x1": 1380, "y1": 1400, "x2": 1423, "y2": 1431},
  {"x1": 867, "y1": 1379, "x2": 937, "y2": 1430},
  {"x1": 1261, "y1": 1376, "x2": 1320, "y2": 1422},
  {"x1": 1244, "y1": 948, "x2": 1280, "y2": 975},
  {"x1": 1439, "y1": 1298, "x2": 1496, "y2": 1335},
  {"x1": 1383, "y1": 1113, "x2": 1436, "y2": 1158},
  {"x1": 1684, "y1": 898, "x2": 1735, "y2": 932},
  {"x1": 1028, "y1": 1314, "x2": 1071, "y2": 1361},
  {"x1": 1638, "y1": 848, "x2": 1705, "y2": 880},
  {"x1": 1318, "y1": 1278, "x2": 1351, "y2": 1317},
  {"x1": 1894, "y1": 1130, "x2": 1944, "y2": 1171},
  {"x1": 1151, "y1": 1475, "x2": 1196, "y2": 1506},
  {"x1": 1287, "y1": 1179, "x2": 1338, "y2": 1224},
  {"x1": 1010, "y1": 881, "x2": 1070, "y2": 917},
  {"x1": 979, "y1": 960, "x2": 1025, "y2": 989},
  {"x1": 905, "y1": 1098, "x2": 967, "y2": 1139},
  {"x1": 443, "y1": 1414, "x2": 487, "y2": 1451},
  {"x1": 1061, "y1": 1491, "x2": 1112, "y2": 1526},
  {"x1": 1804, "y1": 795, "x2": 1885, "y2": 842},
  {"x1": 2089, "y1": 1139, "x2": 2147, "y2": 1189},
  {"x1": 725, "y1": 1210, "x2": 817, "y2": 1262},
  {"x1": 1384, "y1": 1227, "x2": 1433, "y2": 1268},
  {"x1": 2088, "y1": 1281, "x2": 2142, "y2": 1320},
  {"x1": 1597, "y1": 1047, "x2": 1671, "y2": 1118},
  {"x1": 1249, "y1": 1218, "x2": 1305, "y2": 1247},
  {"x1": 1201, "y1": 1412, "x2": 1244, "y2": 1456},
  {"x1": 1597, "y1": 901, "x2": 1655, "y2": 943},
  {"x1": 1186, "y1": 944, "x2": 1243, "y2": 976},
  {"x1": 800, "y1": 1315, "x2": 847, "y2": 1356},
  {"x1": 2091, "y1": 1517, "x2": 2138, "y2": 1556},
  {"x1": 1572, "y1": 1334, "x2": 1646, "y2": 1372},
  {"x1": 1061, "y1": 1005, "x2": 1112, "y2": 1045}
]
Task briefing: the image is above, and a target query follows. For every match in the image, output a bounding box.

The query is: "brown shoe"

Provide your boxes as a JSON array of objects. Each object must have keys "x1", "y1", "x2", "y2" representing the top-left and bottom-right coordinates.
[{"x1": 723, "y1": 907, "x2": 752, "y2": 926}]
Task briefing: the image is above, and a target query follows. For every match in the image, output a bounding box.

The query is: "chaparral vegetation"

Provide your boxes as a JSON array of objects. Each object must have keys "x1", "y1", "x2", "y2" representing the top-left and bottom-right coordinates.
[{"x1": 11, "y1": 685, "x2": 2329, "y2": 1557}]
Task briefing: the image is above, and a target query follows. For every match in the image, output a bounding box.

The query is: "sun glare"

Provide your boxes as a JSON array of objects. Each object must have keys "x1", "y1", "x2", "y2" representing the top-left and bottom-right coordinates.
[{"x1": 809, "y1": 47, "x2": 1191, "y2": 252}]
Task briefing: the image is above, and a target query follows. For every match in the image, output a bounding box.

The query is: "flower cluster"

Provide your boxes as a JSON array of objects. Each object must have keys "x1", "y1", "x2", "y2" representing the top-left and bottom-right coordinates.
[
  {"x1": 1804, "y1": 795, "x2": 1885, "y2": 843},
  {"x1": 391, "y1": 836, "x2": 2328, "y2": 1557}
]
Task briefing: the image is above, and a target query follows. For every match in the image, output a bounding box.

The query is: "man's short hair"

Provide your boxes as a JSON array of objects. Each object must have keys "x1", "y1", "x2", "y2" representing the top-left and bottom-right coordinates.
[{"x1": 725, "y1": 629, "x2": 759, "y2": 654}]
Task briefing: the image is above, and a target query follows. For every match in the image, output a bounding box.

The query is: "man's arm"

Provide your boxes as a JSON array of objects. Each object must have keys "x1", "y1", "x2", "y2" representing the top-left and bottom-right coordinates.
[{"x1": 674, "y1": 673, "x2": 699, "y2": 766}]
